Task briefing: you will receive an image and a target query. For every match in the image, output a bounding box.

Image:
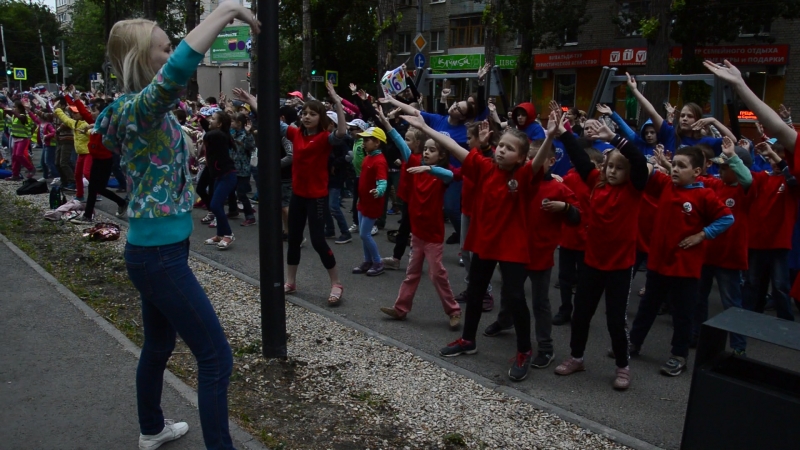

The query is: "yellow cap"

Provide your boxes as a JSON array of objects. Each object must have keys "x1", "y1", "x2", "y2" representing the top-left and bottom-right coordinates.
[{"x1": 358, "y1": 127, "x2": 387, "y2": 144}]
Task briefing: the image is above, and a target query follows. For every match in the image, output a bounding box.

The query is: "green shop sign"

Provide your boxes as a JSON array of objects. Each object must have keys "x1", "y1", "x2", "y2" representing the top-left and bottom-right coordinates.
[
  {"x1": 210, "y1": 26, "x2": 251, "y2": 63},
  {"x1": 429, "y1": 54, "x2": 519, "y2": 71}
]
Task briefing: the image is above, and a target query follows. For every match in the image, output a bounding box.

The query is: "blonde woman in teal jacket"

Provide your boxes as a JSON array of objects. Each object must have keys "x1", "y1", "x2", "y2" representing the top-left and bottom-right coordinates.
[{"x1": 94, "y1": 3, "x2": 259, "y2": 449}]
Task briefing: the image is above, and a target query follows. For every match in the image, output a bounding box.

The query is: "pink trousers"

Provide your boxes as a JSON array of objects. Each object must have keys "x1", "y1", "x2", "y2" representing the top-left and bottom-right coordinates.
[
  {"x1": 393, "y1": 234, "x2": 461, "y2": 317},
  {"x1": 10, "y1": 138, "x2": 34, "y2": 178},
  {"x1": 74, "y1": 154, "x2": 92, "y2": 198}
]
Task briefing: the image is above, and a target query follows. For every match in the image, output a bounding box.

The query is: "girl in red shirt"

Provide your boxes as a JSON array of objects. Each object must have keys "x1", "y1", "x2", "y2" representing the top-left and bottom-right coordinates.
[
  {"x1": 553, "y1": 121, "x2": 650, "y2": 391},
  {"x1": 402, "y1": 111, "x2": 556, "y2": 383},
  {"x1": 352, "y1": 127, "x2": 389, "y2": 277},
  {"x1": 377, "y1": 109, "x2": 460, "y2": 328},
  {"x1": 283, "y1": 81, "x2": 348, "y2": 306}
]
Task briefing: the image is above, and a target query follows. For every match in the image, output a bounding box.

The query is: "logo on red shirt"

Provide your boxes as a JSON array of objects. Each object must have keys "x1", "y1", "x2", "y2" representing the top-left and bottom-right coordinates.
[
  {"x1": 683, "y1": 202, "x2": 693, "y2": 213},
  {"x1": 725, "y1": 198, "x2": 735, "y2": 208},
  {"x1": 508, "y1": 179, "x2": 519, "y2": 193}
]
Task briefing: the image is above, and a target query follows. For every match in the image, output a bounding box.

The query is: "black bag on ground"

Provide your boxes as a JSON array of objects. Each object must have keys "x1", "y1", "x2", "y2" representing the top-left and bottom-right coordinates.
[
  {"x1": 49, "y1": 184, "x2": 67, "y2": 209},
  {"x1": 16, "y1": 178, "x2": 49, "y2": 196}
]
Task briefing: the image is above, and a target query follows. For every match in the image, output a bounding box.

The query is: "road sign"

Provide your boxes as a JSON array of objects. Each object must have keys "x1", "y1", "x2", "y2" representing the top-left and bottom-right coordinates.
[
  {"x1": 89, "y1": 73, "x2": 97, "y2": 81},
  {"x1": 325, "y1": 70, "x2": 338, "y2": 87},
  {"x1": 52, "y1": 60, "x2": 58, "y2": 67},
  {"x1": 414, "y1": 33, "x2": 427, "y2": 52},
  {"x1": 310, "y1": 75, "x2": 324, "y2": 82},
  {"x1": 13, "y1": 68, "x2": 26, "y2": 80},
  {"x1": 414, "y1": 53, "x2": 426, "y2": 69},
  {"x1": 53, "y1": 66, "x2": 58, "y2": 75}
]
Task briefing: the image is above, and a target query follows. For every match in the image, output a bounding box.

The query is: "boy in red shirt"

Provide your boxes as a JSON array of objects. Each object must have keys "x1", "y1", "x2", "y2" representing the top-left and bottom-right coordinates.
[
  {"x1": 693, "y1": 138, "x2": 752, "y2": 355},
  {"x1": 483, "y1": 138, "x2": 581, "y2": 370},
  {"x1": 629, "y1": 146, "x2": 733, "y2": 377}
]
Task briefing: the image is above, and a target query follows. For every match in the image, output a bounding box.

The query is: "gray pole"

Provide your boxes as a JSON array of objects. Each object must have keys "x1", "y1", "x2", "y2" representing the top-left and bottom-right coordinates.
[
  {"x1": 61, "y1": 40, "x2": 65, "y2": 87},
  {"x1": 1, "y1": 25, "x2": 10, "y2": 89},
  {"x1": 257, "y1": 0, "x2": 287, "y2": 358},
  {"x1": 38, "y1": 29, "x2": 50, "y2": 86}
]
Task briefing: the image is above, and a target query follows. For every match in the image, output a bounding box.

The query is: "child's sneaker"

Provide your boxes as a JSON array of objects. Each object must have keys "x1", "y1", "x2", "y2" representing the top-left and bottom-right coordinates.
[
  {"x1": 381, "y1": 257, "x2": 401, "y2": 270},
  {"x1": 613, "y1": 367, "x2": 631, "y2": 390},
  {"x1": 366, "y1": 262, "x2": 385, "y2": 277},
  {"x1": 439, "y1": 338, "x2": 476, "y2": 357},
  {"x1": 555, "y1": 357, "x2": 585, "y2": 375},
  {"x1": 349, "y1": 223, "x2": 358, "y2": 233},
  {"x1": 69, "y1": 214, "x2": 94, "y2": 225},
  {"x1": 240, "y1": 218, "x2": 256, "y2": 227},
  {"x1": 200, "y1": 213, "x2": 215, "y2": 224},
  {"x1": 380, "y1": 306, "x2": 405, "y2": 320},
  {"x1": 660, "y1": 355, "x2": 687, "y2": 377},
  {"x1": 352, "y1": 261, "x2": 372, "y2": 274},
  {"x1": 370, "y1": 225, "x2": 378, "y2": 236},
  {"x1": 208, "y1": 218, "x2": 217, "y2": 228},
  {"x1": 508, "y1": 350, "x2": 533, "y2": 381},
  {"x1": 138, "y1": 419, "x2": 189, "y2": 450},
  {"x1": 531, "y1": 351, "x2": 554, "y2": 369}
]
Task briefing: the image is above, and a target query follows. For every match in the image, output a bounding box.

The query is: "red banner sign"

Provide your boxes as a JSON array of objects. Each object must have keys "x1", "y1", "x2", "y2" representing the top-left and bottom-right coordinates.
[
  {"x1": 670, "y1": 45, "x2": 789, "y2": 66},
  {"x1": 601, "y1": 48, "x2": 648, "y2": 66},
  {"x1": 738, "y1": 110, "x2": 757, "y2": 121},
  {"x1": 534, "y1": 50, "x2": 601, "y2": 69}
]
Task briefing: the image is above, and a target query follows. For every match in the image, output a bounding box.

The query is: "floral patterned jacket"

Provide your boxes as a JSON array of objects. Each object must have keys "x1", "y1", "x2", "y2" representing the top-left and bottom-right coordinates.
[{"x1": 95, "y1": 41, "x2": 204, "y2": 247}]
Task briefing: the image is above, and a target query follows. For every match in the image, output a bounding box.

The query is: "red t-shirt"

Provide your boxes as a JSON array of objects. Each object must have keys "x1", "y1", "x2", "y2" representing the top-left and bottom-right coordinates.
[
  {"x1": 560, "y1": 169, "x2": 589, "y2": 251},
  {"x1": 636, "y1": 191, "x2": 658, "y2": 254},
  {"x1": 703, "y1": 177, "x2": 750, "y2": 270},
  {"x1": 463, "y1": 150, "x2": 541, "y2": 264},
  {"x1": 747, "y1": 171, "x2": 800, "y2": 250},
  {"x1": 287, "y1": 126, "x2": 333, "y2": 198},
  {"x1": 461, "y1": 148, "x2": 494, "y2": 218},
  {"x1": 583, "y1": 169, "x2": 643, "y2": 271},
  {"x1": 646, "y1": 170, "x2": 732, "y2": 279},
  {"x1": 397, "y1": 161, "x2": 410, "y2": 202},
  {"x1": 406, "y1": 154, "x2": 448, "y2": 243},
  {"x1": 527, "y1": 176, "x2": 579, "y2": 271},
  {"x1": 357, "y1": 152, "x2": 389, "y2": 219}
]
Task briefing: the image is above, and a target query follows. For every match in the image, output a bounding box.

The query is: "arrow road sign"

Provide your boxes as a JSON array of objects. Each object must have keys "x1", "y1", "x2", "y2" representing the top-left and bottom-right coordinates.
[{"x1": 414, "y1": 53, "x2": 426, "y2": 69}]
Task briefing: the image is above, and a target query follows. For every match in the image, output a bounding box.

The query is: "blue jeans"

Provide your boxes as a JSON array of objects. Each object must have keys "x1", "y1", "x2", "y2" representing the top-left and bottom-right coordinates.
[
  {"x1": 327, "y1": 188, "x2": 350, "y2": 237},
  {"x1": 358, "y1": 212, "x2": 380, "y2": 263},
  {"x1": 744, "y1": 249, "x2": 794, "y2": 321},
  {"x1": 444, "y1": 181, "x2": 462, "y2": 238},
  {"x1": 41, "y1": 144, "x2": 58, "y2": 178},
  {"x1": 124, "y1": 240, "x2": 234, "y2": 449},
  {"x1": 210, "y1": 172, "x2": 238, "y2": 237},
  {"x1": 696, "y1": 265, "x2": 747, "y2": 351}
]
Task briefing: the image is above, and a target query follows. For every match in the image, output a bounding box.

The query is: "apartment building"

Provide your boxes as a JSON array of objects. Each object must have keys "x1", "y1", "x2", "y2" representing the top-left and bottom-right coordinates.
[
  {"x1": 54, "y1": 0, "x2": 76, "y2": 26},
  {"x1": 394, "y1": 0, "x2": 799, "y2": 125}
]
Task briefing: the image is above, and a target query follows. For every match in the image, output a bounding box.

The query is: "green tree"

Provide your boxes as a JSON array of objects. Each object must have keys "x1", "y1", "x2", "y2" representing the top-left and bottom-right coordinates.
[{"x1": 0, "y1": 0, "x2": 63, "y2": 88}]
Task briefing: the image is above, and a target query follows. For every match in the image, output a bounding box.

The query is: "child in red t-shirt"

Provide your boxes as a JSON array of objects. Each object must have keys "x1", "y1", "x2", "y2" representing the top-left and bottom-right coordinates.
[
  {"x1": 483, "y1": 124, "x2": 581, "y2": 370},
  {"x1": 378, "y1": 112, "x2": 460, "y2": 328},
  {"x1": 553, "y1": 122, "x2": 650, "y2": 391},
  {"x1": 352, "y1": 127, "x2": 389, "y2": 277},
  {"x1": 693, "y1": 137, "x2": 752, "y2": 355},
  {"x1": 402, "y1": 110, "x2": 554, "y2": 383},
  {"x1": 629, "y1": 146, "x2": 733, "y2": 377},
  {"x1": 553, "y1": 146, "x2": 602, "y2": 326}
]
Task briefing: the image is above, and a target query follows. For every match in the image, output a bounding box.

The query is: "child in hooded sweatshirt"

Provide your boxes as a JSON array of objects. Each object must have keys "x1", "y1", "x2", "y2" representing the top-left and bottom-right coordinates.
[{"x1": 55, "y1": 104, "x2": 92, "y2": 201}]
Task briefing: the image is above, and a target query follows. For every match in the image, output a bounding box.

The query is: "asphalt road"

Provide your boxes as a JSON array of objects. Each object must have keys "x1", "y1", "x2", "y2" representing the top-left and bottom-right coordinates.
[{"x1": 85, "y1": 179, "x2": 800, "y2": 450}]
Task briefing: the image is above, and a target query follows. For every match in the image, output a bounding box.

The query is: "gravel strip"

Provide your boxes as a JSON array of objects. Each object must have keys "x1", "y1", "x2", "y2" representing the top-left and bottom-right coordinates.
[{"x1": 3, "y1": 181, "x2": 630, "y2": 449}]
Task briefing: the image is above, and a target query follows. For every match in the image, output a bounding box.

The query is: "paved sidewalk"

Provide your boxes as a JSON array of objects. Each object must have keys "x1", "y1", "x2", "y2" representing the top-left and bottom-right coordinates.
[{"x1": 0, "y1": 237, "x2": 261, "y2": 450}]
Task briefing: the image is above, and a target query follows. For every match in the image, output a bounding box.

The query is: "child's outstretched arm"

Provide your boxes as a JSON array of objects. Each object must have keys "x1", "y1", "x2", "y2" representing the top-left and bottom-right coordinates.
[
  {"x1": 326, "y1": 80, "x2": 347, "y2": 139},
  {"x1": 587, "y1": 121, "x2": 650, "y2": 191},
  {"x1": 531, "y1": 110, "x2": 562, "y2": 176},
  {"x1": 377, "y1": 108, "x2": 410, "y2": 163},
  {"x1": 406, "y1": 165, "x2": 453, "y2": 183},
  {"x1": 756, "y1": 142, "x2": 798, "y2": 187},
  {"x1": 626, "y1": 73, "x2": 664, "y2": 132},
  {"x1": 721, "y1": 136, "x2": 752, "y2": 188},
  {"x1": 401, "y1": 111, "x2": 470, "y2": 162}
]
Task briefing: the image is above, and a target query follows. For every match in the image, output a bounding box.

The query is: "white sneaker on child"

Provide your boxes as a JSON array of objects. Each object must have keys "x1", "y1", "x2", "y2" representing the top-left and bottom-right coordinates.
[{"x1": 138, "y1": 419, "x2": 189, "y2": 450}]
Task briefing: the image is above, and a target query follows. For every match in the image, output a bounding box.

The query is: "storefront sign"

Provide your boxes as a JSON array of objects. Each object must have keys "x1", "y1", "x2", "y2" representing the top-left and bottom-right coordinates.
[
  {"x1": 534, "y1": 50, "x2": 600, "y2": 69},
  {"x1": 210, "y1": 26, "x2": 251, "y2": 63},
  {"x1": 430, "y1": 54, "x2": 485, "y2": 71},
  {"x1": 738, "y1": 110, "x2": 758, "y2": 121},
  {"x1": 601, "y1": 48, "x2": 647, "y2": 66},
  {"x1": 670, "y1": 44, "x2": 789, "y2": 65},
  {"x1": 495, "y1": 55, "x2": 518, "y2": 70}
]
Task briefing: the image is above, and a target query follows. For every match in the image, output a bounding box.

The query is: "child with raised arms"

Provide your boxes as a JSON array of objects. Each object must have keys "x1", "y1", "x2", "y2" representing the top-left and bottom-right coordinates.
[{"x1": 351, "y1": 126, "x2": 389, "y2": 277}]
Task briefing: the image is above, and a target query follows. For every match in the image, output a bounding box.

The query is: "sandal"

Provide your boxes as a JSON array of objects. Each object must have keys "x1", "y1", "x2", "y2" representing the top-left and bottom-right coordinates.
[
  {"x1": 204, "y1": 236, "x2": 222, "y2": 245},
  {"x1": 284, "y1": 283, "x2": 296, "y2": 295},
  {"x1": 217, "y1": 235, "x2": 235, "y2": 250},
  {"x1": 328, "y1": 284, "x2": 344, "y2": 306}
]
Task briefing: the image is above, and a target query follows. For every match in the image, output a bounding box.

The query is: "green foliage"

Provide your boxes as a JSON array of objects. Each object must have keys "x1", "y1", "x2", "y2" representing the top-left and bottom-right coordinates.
[
  {"x1": 504, "y1": 0, "x2": 591, "y2": 51},
  {"x1": 0, "y1": 0, "x2": 63, "y2": 87},
  {"x1": 639, "y1": 17, "x2": 660, "y2": 40}
]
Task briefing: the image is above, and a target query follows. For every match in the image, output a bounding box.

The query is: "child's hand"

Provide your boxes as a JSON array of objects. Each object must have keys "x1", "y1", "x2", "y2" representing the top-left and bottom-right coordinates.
[
  {"x1": 664, "y1": 102, "x2": 676, "y2": 116},
  {"x1": 692, "y1": 117, "x2": 716, "y2": 131},
  {"x1": 541, "y1": 199, "x2": 567, "y2": 212},
  {"x1": 586, "y1": 122, "x2": 615, "y2": 142},
  {"x1": 755, "y1": 141, "x2": 779, "y2": 163},
  {"x1": 440, "y1": 88, "x2": 451, "y2": 98},
  {"x1": 394, "y1": 159, "x2": 402, "y2": 167},
  {"x1": 487, "y1": 102, "x2": 497, "y2": 114},
  {"x1": 737, "y1": 138, "x2": 751, "y2": 151},
  {"x1": 478, "y1": 120, "x2": 493, "y2": 146},
  {"x1": 596, "y1": 103, "x2": 612, "y2": 116},
  {"x1": 721, "y1": 136, "x2": 735, "y2": 157},
  {"x1": 625, "y1": 72, "x2": 638, "y2": 91},
  {"x1": 400, "y1": 112, "x2": 424, "y2": 129},
  {"x1": 552, "y1": 174, "x2": 564, "y2": 182},
  {"x1": 357, "y1": 89, "x2": 368, "y2": 100},
  {"x1": 349, "y1": 83, "x2": 357, "y2": 94},
  {"x1": 406, "y1": 165, "x2": 431, "y2": 174},
  {"x1": 549, "y1": 100, "x2": 561, "y2": 113},
  {"x1": 325, "y1": 80, "x2": 341, "y2": 104},
  {"x1": 778, "y1": 103, "x2": 792, "y2": 120},
  {"x1": 369, "y1": 188, "x2": 380, "y2": 198},
  {"x1": 679, "y1": 231, "x2": 706, "y2": 249}
]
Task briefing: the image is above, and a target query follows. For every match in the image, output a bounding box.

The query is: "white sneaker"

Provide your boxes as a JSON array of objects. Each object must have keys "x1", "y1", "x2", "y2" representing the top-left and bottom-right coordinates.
[
  {"x1": 349, "y1": 224, "x2": 358, "y2": 233},
  {"x1": 371, "y1": 226, "x2": 378, "y2": 236},
  {"x1": 138, "y1": 419, "x2": 189, "y2": 450}
]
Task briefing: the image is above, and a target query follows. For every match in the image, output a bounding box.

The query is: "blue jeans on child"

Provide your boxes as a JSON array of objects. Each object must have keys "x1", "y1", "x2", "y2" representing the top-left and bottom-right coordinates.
[
  {"x1": 743, "y1": 248, "x2": 794, "y2": 321},
  {"x1": 41, "y1": 145, "x2": 58, "y2": 179},
  {"x1": 124, "y1": 240, "x2": 234, "y2": 449},
  {"x1": 696, "y1": 265, "x2": 747, "y2": 351},
  {"x1": 327, "y1": 187, "x2": 350, "y2": 237},
  {"x1": 210, "y1": 172, "x2": 238, "y2": 236},
  {"x1": 358, "y1": 212, "x2": 380, "y2": 263}
]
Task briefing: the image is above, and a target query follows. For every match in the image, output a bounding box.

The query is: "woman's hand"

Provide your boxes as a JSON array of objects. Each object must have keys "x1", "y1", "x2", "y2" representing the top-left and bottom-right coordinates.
[
  {"x1": 691, "y1": 117, "x2": 716, "y2": 131},
  {"x1": 704, "y1": 59, "x2": 744, "y2": 87},
  {"x1": 407, "y1": 165, "x2": 431, "y2": 174},
  {"x1": 400, "y1": 112, "x2": 425, "y2": 129},
  {"x1": 549, "y1": 100, "x2": 561, "y2": 113}
]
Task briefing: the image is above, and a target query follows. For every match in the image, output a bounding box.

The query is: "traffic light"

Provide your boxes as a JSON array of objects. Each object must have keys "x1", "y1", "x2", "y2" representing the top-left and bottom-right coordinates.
[
  {"x1": 64, "y1": 67, "x2": 72, "y2": 78},
  {"x1": 311, "y1": 60, "x2": 317, "y2": 76},
  {"x1": 52, "y1": 46, "x2": 59, "y2": 59},
  {"x1": 5, "y1": 68, "x2": 10, "y2": 76}
]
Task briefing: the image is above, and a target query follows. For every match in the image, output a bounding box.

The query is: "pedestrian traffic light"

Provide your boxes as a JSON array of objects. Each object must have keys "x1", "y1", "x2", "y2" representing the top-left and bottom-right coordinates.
[
  {"x1": 5, "y1": 68, "x2": 10, "y2": 76},
  {"x1": 311, "y1": 61, "x2": 317, "y2": 76},
  {"x1": 64, "y1": 66, "x2": 72, "y2": 78}
]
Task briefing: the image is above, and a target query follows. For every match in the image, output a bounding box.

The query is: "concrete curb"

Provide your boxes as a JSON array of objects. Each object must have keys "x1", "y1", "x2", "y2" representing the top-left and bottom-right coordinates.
[
  {"x1": 188, "y1": 251, "x2": 665, "y2": 450},
  {"x1": 0, "y1": 232, "x2": 268, "y2": 450}
]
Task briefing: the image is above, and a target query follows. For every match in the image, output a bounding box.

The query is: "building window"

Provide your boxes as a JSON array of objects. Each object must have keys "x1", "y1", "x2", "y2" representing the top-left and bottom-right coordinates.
[
  {"x1": 515, "y1": 33, "x2": 523, "y2": 48},
  {"x1": 554, "y1": 73, "x2": 576, "y2": 108},
  {"x1": 397, "y1": 34, "x2": 412, "y2": 54},
  {"x1": 740, "y1": 21, "x2": 771, "y2": 37},
  {"x1": 431, "y1": 30, "x2": 445, "y2": 52},
  {"x1": 57, "y1": 12, "x2": 67, "y2": 22},
  {"x1": 615, "y1": 1, "x2": 648, "y2": 37},
  {"x1": 562, "y1": 27, "x2": 578, "y2": 46},
  {"x1": 449, "y1": 16, "x2": 483, "y2": 48},
  {"x1": 430, "y1": 0, "x2": 446, "y2": 4}
]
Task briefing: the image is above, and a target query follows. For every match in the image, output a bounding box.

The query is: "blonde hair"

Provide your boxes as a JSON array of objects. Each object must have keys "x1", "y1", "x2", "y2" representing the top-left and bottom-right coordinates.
[{"x1": 107, "y1": 19, "x2": 158, "y2": 94}]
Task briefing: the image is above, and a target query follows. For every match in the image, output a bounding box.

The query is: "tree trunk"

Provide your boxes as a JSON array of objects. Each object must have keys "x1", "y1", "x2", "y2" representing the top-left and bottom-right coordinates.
[
  {"x1": 515, "y1": 0, "x2": 535, "y2": 105},
  {"x1": 376, "y1": 0, "x2": 396, "y2": 97},
  {"x1": 641, "y1": 0, "x2": 671, "y2": 127},
  {"x1": 185, "y1": 0, "x2": 200, "y2": 99},
  {"x1": 301, "y1": 0, "x2": 311, "y2": 97}
]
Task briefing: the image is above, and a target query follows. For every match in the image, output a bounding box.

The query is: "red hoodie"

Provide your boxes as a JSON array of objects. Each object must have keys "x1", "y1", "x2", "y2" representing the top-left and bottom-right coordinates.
[
  {"x1": 66, "y1": 95, "x2": 113, "y2": 160},
  {"x1": 512, "y1": 103, "x2": 545, "y2": 141}
]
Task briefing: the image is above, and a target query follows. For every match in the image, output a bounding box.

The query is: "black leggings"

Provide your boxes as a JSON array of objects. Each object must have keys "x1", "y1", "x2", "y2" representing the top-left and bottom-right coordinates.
[
  {"x1": 85, "y1": 157, "x2": 126, "y2": 217},
  {"x1": 462, "y1": 253, "x2": 531, "y2": 353},
  {"x1": 351, "y1": 177, "x2": 359, "y2": 225},
  {"x1": 569, "y1": 265, "x2": 633, "y2": 368},
  {"x1": 287, "y1": 194, "x2": 336, "y2": 269},
  {"x1": 392, "y1": 203, "x2": 411, "y2": 260}
]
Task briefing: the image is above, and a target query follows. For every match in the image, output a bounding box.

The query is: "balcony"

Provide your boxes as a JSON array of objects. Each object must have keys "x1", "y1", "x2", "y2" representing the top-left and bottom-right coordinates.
[{"x1": 450, "y1": 0, "x2": 485, "y2": 17}]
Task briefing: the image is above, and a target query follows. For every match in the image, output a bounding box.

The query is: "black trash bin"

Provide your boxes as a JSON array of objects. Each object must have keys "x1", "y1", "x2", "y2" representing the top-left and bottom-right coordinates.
[{"x1": 681, "y1": 308, "x2": 800, "y2": 450}]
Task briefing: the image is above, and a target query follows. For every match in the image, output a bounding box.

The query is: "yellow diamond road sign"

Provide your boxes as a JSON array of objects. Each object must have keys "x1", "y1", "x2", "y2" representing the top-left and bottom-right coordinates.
[{"x1": 414, "y1": 33, "x2": 427, "y2": 52}]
